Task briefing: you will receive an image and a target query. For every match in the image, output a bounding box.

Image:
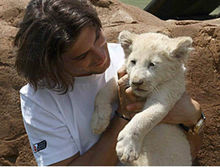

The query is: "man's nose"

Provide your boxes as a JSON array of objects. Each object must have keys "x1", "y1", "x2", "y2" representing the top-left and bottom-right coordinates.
[{"x1": 91, "y1": 47, "x2": 104, "y2": 58}]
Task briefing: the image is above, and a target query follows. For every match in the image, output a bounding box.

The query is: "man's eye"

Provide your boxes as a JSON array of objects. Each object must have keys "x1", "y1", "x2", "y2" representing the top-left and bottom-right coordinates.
[
  {"x1": 95, "y1": 32, "x2": 100, "y2": 41},
  {"x1": 74, "y1": 52, "x2": 88, "y2": 61},
  {"x1": 95, "y1": 28, "x2": 101, "y2": 41}
]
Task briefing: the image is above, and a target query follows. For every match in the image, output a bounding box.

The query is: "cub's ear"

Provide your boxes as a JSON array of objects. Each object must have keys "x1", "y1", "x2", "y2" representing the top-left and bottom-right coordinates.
[
  {"x1": 118, "y1": 30, "x2": 136, "y2": 58},
  {"x1": 171, "y1": 36, "x2": 194, "y2": 62}
]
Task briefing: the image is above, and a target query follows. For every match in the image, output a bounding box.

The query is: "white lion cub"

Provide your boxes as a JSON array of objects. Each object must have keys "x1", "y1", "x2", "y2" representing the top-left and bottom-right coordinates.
[{"x1": 91, "y1": 31, "x2": 194, "y2": 165}]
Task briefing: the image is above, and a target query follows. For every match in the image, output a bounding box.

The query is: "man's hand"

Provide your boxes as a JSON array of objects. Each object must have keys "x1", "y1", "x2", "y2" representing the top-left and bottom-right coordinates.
[
  {"x1": 117, "y1": 66, "x2": 201, "y2": 125},
  {"x1": 162, "y1": 92, "x2": 201, "y2": 127}
]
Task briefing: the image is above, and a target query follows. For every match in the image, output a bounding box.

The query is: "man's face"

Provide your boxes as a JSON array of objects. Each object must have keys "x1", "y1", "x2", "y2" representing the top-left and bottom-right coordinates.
[{"x1": 62, "y1": 26, "x2": 110, "y2": 77}]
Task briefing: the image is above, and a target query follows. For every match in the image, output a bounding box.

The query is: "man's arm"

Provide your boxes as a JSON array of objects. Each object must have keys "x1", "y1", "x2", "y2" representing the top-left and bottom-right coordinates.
[
  {"x1": 163, "y1": 93, "x2": 201, "y2": 126},
  {"x1": 51, "y1": 116, "x2": 127, "y2": 166}
]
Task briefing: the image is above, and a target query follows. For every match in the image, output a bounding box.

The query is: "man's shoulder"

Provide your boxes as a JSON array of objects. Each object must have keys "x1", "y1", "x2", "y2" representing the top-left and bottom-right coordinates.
[
  {"x1": 107, "y1": 43, "x2": 123, "y2": 54},
  {"x1": 107, "y1": 43, "x2": 125, "y2": 72},
  {"x1": 20, "y1": 84, "x2": 51, "y2": 100},
  {"x1": 107, "y1": 42, "x2": 122, "y2": 48},
  {"x1": 20, "y1": 84, "x2": 62, "y2": 113}
]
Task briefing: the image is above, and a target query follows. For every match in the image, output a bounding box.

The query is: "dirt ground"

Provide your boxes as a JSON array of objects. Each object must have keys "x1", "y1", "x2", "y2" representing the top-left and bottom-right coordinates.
[{"x1": 0, "y1": 0, "x2": 219, "y2": 165}]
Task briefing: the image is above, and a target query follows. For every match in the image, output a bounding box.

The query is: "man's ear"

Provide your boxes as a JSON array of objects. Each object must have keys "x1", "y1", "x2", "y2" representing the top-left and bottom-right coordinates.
[
  {"x1": 171, "y1": 36, "x2": 194, "y2": 62},
  {"x1": 118, "y1": 30, "x2": 136, "y2": 58}
]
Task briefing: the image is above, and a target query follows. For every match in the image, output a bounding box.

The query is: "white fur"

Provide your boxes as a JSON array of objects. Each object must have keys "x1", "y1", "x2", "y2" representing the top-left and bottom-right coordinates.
[{"x1": 91, "y1": 31, "x2": 193, "y2": 165}]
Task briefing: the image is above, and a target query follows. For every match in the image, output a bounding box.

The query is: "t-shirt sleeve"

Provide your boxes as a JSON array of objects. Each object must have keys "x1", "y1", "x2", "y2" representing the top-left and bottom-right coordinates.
[
  {"x1": 108, "y1": 43, "x2": 125, "y2": 73},
  {"x1": 20, "y1": 94, "x2": 79, "y2": 166},
  {"x1": 106, "y1": 43, "x2": 125, "y2": 81}
]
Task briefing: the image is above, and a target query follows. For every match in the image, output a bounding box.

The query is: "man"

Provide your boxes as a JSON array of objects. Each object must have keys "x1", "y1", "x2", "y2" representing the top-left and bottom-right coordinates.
[{"x1": 14, "y1": 0, "x2": 202, "y2": 165}]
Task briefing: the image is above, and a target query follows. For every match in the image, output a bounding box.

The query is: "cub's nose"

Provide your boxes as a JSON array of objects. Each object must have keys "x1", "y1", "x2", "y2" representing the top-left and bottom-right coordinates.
[{"x1": 132, "y1": 79, "x2": 144, "y2": 86}]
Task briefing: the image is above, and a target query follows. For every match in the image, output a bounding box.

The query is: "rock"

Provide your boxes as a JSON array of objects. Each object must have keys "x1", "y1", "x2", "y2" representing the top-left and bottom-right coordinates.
[
  {"x1": 90, "y1": 0, "x2": 113, "y2": 8},
  {"x1": 0, "y1": 0, "x2": 29, "y2": 27},
  {"x1": 0, "y1": 0, "x2": 219, "y2": 165}
]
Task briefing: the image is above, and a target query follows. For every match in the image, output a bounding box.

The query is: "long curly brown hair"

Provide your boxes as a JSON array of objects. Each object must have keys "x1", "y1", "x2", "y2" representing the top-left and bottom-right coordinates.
[{"x1": 14, "y1": 0, "x2": 102, "y2": 93}]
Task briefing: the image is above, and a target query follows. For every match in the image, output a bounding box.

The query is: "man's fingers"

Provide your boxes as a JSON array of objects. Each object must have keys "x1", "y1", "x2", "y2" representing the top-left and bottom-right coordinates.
[
  {"x1": 126, "y1": 102, "x2": 145, "y2": 112},
  {"x1": 117, "y1": 74, "x2": 129, "y2": 92},
  {"x1": 125, "y1": 87, "x2": 135, "y2": 96},
  {"x1": 117, "y1": 65, "x2": 127, "y2": 79},
  {"x1": 125, "y1": 87, "x2": 146, "y2": 101}
]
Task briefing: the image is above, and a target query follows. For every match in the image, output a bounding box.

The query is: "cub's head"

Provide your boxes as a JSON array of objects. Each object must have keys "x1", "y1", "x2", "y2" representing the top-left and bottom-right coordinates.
[{"x1": 118, "y1": 31, "x2": 193, "y2": 97}]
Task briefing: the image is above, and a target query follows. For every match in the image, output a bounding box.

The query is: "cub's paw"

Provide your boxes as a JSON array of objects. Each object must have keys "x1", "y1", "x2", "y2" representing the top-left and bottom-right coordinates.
[{"x1": 116, "y1": 130, "x2": 141, "y2": 163}]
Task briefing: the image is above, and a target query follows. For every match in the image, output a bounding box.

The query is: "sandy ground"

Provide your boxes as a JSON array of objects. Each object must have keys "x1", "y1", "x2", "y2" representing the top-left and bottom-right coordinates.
[{"x1": 0, "y1": 0, "x2": 219, "y2": 165}]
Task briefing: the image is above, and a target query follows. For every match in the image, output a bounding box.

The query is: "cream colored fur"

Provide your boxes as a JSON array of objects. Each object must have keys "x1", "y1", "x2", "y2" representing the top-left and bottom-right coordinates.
[{"x1": 91, "y1": 31, "x2": 193, "y2": 165}]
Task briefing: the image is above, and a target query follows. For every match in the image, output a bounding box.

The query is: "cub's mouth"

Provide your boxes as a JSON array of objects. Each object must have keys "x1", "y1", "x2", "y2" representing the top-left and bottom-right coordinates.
[
  {"x1": 132, "y1": 87, "x2": 150, "y2": 97},
  {"x1": 134, "y1": 87, "x2": 148, "y2": 92}
]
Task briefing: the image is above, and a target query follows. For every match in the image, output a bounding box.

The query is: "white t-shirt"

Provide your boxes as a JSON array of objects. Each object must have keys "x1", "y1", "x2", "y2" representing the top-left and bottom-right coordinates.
[{"x1": 20, "y1": 43, "x2": 125, "y2": 166}]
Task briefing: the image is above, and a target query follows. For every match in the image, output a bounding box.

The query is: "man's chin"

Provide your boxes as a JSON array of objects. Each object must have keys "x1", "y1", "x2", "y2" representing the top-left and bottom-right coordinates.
[
  {"x1": 94, "y1": 64, "x2": 110, "y2": 74},
  {"x1": 96, "y1": 55, "x2": 110, "y2": 74}
]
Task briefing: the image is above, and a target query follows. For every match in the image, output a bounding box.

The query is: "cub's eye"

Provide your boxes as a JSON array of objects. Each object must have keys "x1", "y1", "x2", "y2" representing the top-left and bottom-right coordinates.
[
  {"x1": 148, "y1": 62, "x2": 155, "y2": 68},
  {"x1": 130, "y1": 60, "x2": 136, "y2": 65}
]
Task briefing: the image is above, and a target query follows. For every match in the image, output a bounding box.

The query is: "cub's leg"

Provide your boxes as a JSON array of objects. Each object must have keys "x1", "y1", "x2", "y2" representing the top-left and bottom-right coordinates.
[
  {"x1": 116, "y1": 82, "x2": 184, "y2": 163},
  {"x1": 91, "y1": 77, "x2": 118, "y2": 134},
  {"x1": 116, "y1": 90, "x2": 178, "y2": 163}
]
